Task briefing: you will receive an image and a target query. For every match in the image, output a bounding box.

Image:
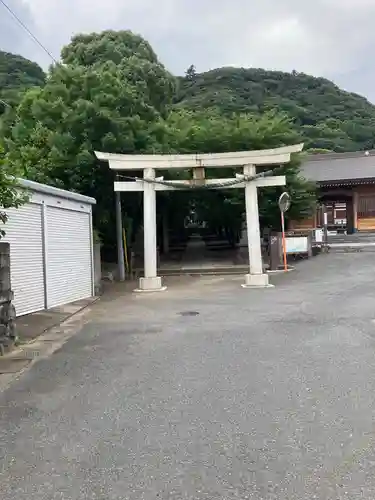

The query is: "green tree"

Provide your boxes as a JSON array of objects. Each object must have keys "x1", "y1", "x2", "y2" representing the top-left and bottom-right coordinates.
[
  {"x1": 4, "y1": 31, "x2": 176, "y2": 247},
  {"x1": 306, "y1": 148, "x2": 334, "y2": 154},
  {"x1": 0, "y1": 145, "x2": 25, "y2": 237},
  {"x1": 3, "y1": 30, "x2": 316, "y2": 250},
  {"x1": 162, "y1": 109, "x2": 316, "y2": 236},
  {"x1": 61, "y1": 30, "x2": 158, "y2": 67},
  {"x1": 184, "y1": 65, "x2": 197, "y2": 83}
]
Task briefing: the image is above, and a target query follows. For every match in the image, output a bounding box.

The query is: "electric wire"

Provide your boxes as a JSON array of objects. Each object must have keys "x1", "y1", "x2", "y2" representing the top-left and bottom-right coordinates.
[{"x1": 0, "y1": 0, "x2": 58, "y2": 64}]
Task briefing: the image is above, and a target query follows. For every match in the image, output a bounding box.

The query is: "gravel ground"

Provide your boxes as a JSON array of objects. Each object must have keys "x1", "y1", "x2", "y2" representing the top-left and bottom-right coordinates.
[{"x1": 1, "y1": 253, "x2": 375, "y2": 499}]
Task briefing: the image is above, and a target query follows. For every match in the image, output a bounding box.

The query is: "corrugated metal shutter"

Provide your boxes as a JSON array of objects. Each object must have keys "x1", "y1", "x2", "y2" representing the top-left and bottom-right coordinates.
[
  {"x1": 46, "y1": 207, "x2": 92, "y2": 308},
  {"x1": 2, "y1": 203, "x2": 45, "y2": 316}
]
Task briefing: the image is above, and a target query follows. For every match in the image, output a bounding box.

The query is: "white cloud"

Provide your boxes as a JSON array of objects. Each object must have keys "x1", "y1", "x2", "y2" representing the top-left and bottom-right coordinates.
[{"x1": 1, "y1": 0, "x2": 375, "y2": 100}]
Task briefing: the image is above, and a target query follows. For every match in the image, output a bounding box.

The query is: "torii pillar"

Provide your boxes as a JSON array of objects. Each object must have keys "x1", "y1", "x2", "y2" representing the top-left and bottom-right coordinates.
[
  {"x1": 243, "y1": 164, "x2": 268, "y2": 288},
  {"x1": 139, "y1": 167, "x2": 165, "y2": 291},
  {"x1": 95, "y1": 144, "x2": 303, "y2": 292}
]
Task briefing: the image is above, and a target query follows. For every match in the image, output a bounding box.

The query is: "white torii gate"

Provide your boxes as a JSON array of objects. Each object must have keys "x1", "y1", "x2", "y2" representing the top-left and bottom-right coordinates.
[{"x1": 95, "y1": 144, "x2": 303, "y2": 291}]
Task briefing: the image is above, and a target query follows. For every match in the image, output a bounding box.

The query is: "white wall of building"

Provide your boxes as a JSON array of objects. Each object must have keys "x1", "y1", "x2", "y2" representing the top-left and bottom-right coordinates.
[{"x1": 2, "y1": 180, "x2": 96, "y2": 316}]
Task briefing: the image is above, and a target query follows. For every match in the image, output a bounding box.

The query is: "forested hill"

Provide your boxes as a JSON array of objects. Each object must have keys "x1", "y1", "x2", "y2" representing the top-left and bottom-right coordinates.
[
  {"x1": 2, "y1": 46, "x2": 375, "y2": 153},
  {"x1": 176, "y1": 67, "x2": 375, "y2": 153},
  {"x1": 0, "y1": 51, "x2": 45, "y2": 114}
]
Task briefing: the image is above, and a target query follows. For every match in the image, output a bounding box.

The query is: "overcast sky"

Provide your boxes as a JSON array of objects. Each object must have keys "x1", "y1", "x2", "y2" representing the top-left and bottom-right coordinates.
[{"x1": 1, "y1": 0, "x2": 375, "y2": 101}]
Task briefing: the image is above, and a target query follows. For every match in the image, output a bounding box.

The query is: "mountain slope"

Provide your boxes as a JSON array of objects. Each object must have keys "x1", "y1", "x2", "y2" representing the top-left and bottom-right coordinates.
[
  {"x1": 0, "y1": 51, "x2": 45, "y2": 113},
  {"x1": 176, "y1": 67, "x2": 375, "y2": 152}
]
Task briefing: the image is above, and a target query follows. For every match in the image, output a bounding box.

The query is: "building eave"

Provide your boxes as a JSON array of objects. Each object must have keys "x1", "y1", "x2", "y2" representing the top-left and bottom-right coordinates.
[{"x1": 318, "y1": 178, "x2": 375, "y2": 188}]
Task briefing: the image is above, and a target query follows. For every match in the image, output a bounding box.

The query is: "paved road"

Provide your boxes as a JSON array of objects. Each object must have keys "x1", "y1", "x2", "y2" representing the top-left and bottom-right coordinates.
[
  {"x1": 329, "y1": 232, "x2": 375, "y2": 250},
  {"x1": 328, "y1": 232, "x2": 375, "y2": 244},
  {"x1": 1, "y1": 253, "x2": 375, "y2": 499}
]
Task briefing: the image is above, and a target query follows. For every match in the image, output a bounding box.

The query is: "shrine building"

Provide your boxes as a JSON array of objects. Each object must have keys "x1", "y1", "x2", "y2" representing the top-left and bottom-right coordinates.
[{"x1": 292, "y1": 150, "x2": 375, "y2": 233}]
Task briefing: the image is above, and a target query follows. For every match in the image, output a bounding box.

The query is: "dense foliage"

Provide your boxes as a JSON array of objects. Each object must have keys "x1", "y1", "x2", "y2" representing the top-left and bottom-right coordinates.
[
  {"x1": 0, "y1": 50, "x2": 45, "y2": 115},
  {"x1": 0, "y1": 30, "x2": 331, "y2": 248},
  {"x1": 3, "y1": 31, "x2": 176, "y2": 246},
  {"x1": 0, "y1": 51, "x2": 38, "y2": 232},
  {"x1": 177, "y1": 67, "x2": 375, "y2": 152},
  {"x1": 0, "y1": 144, "x2": 25, "y2": 237},
  {"x1": 163, "y1": 109, "x2": 315, "y2": 237}
]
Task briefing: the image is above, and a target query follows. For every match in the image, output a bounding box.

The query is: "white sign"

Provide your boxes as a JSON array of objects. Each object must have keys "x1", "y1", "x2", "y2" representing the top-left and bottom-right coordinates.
[
  {"x1": 286, "y1": 236, "x2": 309, "y2": 254},
  {"x1": 315, "y1": 229, "x2": 323, "y2": 243},
  {"x1": 334, "y1": 219, "x2": 347, "y2": 225}
]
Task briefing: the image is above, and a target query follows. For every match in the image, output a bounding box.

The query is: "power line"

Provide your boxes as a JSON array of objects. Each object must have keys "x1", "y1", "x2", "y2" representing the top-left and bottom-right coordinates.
[
  {"x1": 0, "y1": 0, "x2": 58, "y2": 64},
  {"x1": 0, "y1": 98, "x2": 11, "y2": 108}
]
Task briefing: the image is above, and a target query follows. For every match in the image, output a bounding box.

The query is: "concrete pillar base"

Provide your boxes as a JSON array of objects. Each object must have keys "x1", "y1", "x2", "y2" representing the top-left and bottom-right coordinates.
[
  {"x1": 134, "y1": 276, "x2": 167, "y2": 293},
  {"x1": 241, "y1": 273, "x2": 274, "y2": 288}
]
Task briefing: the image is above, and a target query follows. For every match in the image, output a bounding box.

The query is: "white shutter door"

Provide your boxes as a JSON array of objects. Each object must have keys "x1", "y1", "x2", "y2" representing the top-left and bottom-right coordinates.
[
  {"x1": 2, "y1": 203, "x2": 45, "y2": 316},
  {"x1": 46, "y1": 207, "x2": 92, "y2": 308}
]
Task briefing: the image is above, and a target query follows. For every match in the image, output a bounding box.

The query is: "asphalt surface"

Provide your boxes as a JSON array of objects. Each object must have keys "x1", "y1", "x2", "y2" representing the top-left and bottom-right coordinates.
[{"x1": 1, "y1": 253, "x2": 375, "y2": 499}]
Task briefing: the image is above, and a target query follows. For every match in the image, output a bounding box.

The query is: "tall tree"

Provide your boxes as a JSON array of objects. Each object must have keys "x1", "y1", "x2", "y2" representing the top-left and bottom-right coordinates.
[
  {"x1": 4, "y1": 31, "x2": 176, "y2": 247},
  {"x1": 61, "y1": 30, "x2": 159, "y2": 67},
  {"x1": 162, "y1": 109, "x2": 316, "y2": 235},
  {"x1": 185, "y1": 65, "x2": 197, "y2": 83}
]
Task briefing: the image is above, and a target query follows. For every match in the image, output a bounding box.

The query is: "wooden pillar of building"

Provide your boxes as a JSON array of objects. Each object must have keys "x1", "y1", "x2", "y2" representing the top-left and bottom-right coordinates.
[
  {"x1": 346, "y1": 198, "x2": 354, "y2": 234},
  {"x1": 353, "y1": 189, "x2": 358, "y2": 232}
]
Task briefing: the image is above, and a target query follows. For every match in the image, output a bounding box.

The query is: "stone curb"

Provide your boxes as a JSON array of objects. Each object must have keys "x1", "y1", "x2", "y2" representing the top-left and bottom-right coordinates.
[{"x1": 0, "y1": 297, "x2": 100, "y2": 392}]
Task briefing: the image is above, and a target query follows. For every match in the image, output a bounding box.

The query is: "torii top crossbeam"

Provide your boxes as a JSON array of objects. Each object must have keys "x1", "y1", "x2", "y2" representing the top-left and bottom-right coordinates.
[{"x1": 95, "y1": 143, "x2": 304, "y2": 170}]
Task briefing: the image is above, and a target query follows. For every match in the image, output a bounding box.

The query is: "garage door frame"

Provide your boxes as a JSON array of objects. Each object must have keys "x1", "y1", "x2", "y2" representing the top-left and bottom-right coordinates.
[
  {"x1": 2, "y1": 201, "x2": 45, "y2": 316},
  {"x1": 43, "y1": 203, "x2": 95, "y2": 309}
]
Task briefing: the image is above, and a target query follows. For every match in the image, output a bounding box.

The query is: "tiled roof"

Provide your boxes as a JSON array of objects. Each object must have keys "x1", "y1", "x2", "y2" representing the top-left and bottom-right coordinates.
[{"x1": 301, "y1": 150, "x2": 375, "y2": 183}]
